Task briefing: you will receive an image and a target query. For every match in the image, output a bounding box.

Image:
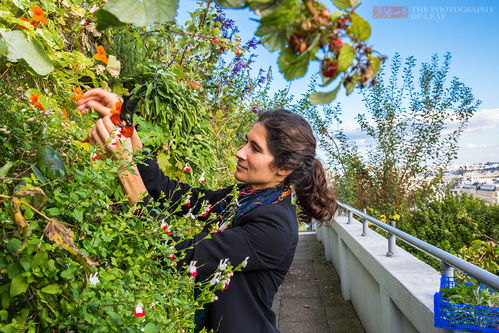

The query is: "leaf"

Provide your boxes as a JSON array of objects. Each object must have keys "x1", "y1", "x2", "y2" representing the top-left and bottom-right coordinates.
[
  {"x1": 349, "y1": 0, "x2": 360, "y2": 9},
  {"x1": 41, "y1": 285, "x2": 61, "y2": 294},
  {"x1": 0, "y1": 30, "x2": 54, "y2": 76},
  {"x1": 0, "y1": 161, "x2": 13, "y2": 177},
  {"x1": 214, "y1": 0, "x2": 245, "y2": 8},
  {"x1": 10, "y1": 275, "x2": 28, "y2": 297},
  {"x1": 277, "y1": 48, "x2": 309, "y2": 80},
  {"x1": 105, "y1": 0, "x2": 178, "y2": 26},
  {"x1": 44, "y1": 219, "x2": 99, "y2": 266},
  {"x1": 0, "y1": 37, "x2": 6, "y2": 57},
  {"x1": 349, "y1": 13, "x2": 371, "y2": 41},
  {"x1": 366, "y1": 54, "x2": 381, "y2": 79},
  {"x1": 309, "y1": 84, "x2": 341, "y2": 104},
  {"x1": 106, "y1": 55, "x2": 121, "y2": 78},
  {"x1": 95, "y1": 9, "x2": 124, "y2": 31},
  {"x1": 14, "y1": 186, "x2": 47, "y2": 211},
  {"x1": 60, "y1": 269, "x2": 74, "y2": 280},
  {"x1": 345, "y1": 73, "x2": 359, "y2": 95},
  {"x1": 333, "y1": 0, "x2": 350, "y2": 10},
  {"x1": 143, "y1": 323, "x2": 160, "y2": 333},
  {"x1": 337, "y1": 44, "x2": 355, "y2": 73},
  {"x1": 6, "y1": 239, "x2": 22, "y2": 254},
  {"x1": 31, "y1": 252, "x2": 48, "y2": 269}
]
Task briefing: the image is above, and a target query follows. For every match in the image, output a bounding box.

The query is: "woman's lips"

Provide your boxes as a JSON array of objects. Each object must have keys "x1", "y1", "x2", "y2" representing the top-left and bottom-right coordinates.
[{"x1": 236, "y1": 163, "x2": 247, "y2": 171}]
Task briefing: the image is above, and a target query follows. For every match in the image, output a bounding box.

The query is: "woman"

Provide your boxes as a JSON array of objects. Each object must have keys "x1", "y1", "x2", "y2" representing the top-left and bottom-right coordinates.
[{"x1": 77, "y1": 89, "x2": 337, "y2": 332}]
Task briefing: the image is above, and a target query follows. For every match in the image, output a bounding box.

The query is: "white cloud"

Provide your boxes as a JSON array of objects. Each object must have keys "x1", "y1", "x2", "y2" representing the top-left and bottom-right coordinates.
[{"x1": 462, "y1": 108, "x2": 499, "y2": 135}]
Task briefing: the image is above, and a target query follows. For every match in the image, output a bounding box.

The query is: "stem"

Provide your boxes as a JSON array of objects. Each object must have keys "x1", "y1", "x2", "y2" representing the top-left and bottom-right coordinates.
[
  {"x1": 0, "y1": 193, "x2": 52, "y2": 220},
  {"x1": 145, "y1": 29, "x2": 218, "y2": 40}
]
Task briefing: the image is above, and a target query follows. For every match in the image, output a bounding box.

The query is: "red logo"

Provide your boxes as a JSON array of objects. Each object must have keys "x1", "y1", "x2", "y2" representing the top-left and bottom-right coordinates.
[{"x1": 373, "y1": 6, "x2": 408, "y2": 19}]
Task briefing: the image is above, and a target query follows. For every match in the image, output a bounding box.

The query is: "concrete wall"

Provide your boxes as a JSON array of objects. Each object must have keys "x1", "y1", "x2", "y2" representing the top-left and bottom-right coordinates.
[{"x1": 316, "y1": 214, "x2": 449, "y2": 333}]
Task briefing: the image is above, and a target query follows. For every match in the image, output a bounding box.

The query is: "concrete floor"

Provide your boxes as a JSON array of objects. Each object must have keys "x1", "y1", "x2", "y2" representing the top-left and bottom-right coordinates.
[{"x1": 272, "y1": 233, "x2": 365, "y2": 333}]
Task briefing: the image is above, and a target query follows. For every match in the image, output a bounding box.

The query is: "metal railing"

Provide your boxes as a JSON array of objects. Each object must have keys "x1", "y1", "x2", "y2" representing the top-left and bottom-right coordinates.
[{"x1": 337, "y1": 201, "x2": 499, "y2": 291}]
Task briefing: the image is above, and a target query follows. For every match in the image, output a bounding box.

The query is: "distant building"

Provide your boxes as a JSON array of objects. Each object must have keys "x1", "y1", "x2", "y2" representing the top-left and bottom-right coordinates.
[{"x1": 454, "y1": 182, "x2": 499, "y2": 205}]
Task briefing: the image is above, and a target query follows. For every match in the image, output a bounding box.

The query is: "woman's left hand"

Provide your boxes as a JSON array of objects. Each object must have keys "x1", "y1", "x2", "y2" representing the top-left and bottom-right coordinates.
[{"x1": 89, "y1": 115, "x2": 133, "y2": 162}]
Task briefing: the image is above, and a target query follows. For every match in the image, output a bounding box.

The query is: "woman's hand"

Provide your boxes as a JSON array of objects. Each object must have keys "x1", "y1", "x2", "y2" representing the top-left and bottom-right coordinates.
[
  {"x1": 89, "y1": 115, "x2": 133, "y2": 162},
  {"x1": 76, "y1": 88, "x2": 121, "y2": 117}
]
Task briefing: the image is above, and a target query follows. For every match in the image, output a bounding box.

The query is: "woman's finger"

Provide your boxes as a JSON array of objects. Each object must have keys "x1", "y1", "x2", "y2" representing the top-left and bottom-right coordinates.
[
  {"x1": 95, "y1": 119, "x2": 111, "y2": 144},
  {"x1": 102, "y1": 116, "x2": 115, "y2": 134},
  {"x1": 90, "y1": 126, "x2": 105, "y2": 149},
  {"x1": 88, "y1": 129, "x2": 96, "y2": 145},
  {"x1": 87, "y1": 100, "x2": 112, "y2": 117}
]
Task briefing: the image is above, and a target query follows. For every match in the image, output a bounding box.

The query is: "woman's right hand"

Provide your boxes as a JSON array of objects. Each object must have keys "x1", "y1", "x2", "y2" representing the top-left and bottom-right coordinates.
[{"x1": 76, "y1": 88, "x2": 121, "y2": 117}]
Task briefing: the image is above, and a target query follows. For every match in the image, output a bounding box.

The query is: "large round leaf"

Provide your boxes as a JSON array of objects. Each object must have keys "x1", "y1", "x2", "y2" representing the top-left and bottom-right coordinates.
[
  {"x1": 105, "y1": 0, "x2": 178, "y2": 26},
  {"x1": 1, "y1": 30, "x2": 54, "y2": 76}
]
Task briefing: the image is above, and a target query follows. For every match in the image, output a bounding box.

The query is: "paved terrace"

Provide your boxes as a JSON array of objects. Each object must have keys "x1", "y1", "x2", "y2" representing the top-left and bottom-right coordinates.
[{"x1": 272, "y1": 233, "x2": 364, "y2": 333}]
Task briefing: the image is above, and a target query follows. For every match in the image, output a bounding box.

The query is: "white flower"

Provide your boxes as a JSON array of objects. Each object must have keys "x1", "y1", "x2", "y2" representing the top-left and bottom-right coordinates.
[
  {"x1": 199, "y1": 173, "x2": 205, "y2": 185},
  {"x1": 188, "y1": 261, "x2": 198, "y2": 277},
  {"x1": 218, "y1": 258, "x2": 229, "y2": 272},
  {"x1": 210, "y1": 272, "x2": 222, "y2": 285},
  {"x1": 242, "y1": 256, "x2": 249, "y2": 268},
  {"x1": 88, "y1": 272, "x2": 100, "y2": 286}
]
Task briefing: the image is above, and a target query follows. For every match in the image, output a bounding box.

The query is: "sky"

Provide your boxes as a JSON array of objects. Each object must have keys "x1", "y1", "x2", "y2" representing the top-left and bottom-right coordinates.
[{"x1": 177, "y1": 1, "x2": 499, "y2": 166}]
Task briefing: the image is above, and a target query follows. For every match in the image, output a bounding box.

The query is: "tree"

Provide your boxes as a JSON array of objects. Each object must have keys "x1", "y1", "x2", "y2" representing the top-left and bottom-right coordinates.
[{"x1": 300, "y1": 53, "x2": 481, "y2": 214}]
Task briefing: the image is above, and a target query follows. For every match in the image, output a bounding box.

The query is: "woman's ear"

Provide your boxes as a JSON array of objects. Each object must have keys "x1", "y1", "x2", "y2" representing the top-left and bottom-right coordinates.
[{"x1": 276, "y1": 168, "x2": 293, "y2": 178}]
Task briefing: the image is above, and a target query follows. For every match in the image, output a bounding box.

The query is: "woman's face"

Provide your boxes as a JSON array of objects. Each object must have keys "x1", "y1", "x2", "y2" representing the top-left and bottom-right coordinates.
[{"x1": 235, "y1": 122, "x2": 287, "y2": 190}]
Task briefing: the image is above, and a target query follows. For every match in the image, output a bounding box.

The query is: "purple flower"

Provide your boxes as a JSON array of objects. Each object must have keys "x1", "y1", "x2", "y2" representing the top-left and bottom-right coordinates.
[
  {"x1": 244, "y1": 37, "x2": 258, "y2": 50},
  {"x1": 252, "y1": 106, "x2": 259, "y2": 114}
]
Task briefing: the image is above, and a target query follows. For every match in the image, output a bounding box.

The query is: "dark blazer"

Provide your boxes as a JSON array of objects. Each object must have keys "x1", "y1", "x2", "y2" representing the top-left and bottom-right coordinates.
[{"x1": 137, "y1": 156, "x2": 298, "y2": 333}]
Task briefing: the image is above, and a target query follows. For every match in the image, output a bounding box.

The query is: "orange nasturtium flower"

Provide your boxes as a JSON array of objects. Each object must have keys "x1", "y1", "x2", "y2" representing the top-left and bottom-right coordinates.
[
  {"x1": 31, "y1": 6, "x2": 48, "y2": 25},
  {"x1": 110, "y1": 101, "x2": 123, "y2": 125},
  {"x1": 29, "y1": 93, "x2": 40, "y2": 105},
  {"x1": 18, "y1": 17, "x2": 39, "y2": 30},
  {"x1": 72, "y1": 87, "x2": 83, "y2": 100},
  {"x1": 93, "y1": 45, "x2": 109, "y2": 64}
]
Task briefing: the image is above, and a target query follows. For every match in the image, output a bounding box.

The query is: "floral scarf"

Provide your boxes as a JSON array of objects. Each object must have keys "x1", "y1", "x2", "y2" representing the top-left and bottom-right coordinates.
[{"x1": 233, "y1": 186, "x2": 293, "y2": 221}]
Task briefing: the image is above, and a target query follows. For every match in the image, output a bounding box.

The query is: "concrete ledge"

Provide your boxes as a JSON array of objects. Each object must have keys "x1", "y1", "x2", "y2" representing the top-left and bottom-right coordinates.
[{"x1": 317, "y1": 215, "x2": 449, "y2": 333}]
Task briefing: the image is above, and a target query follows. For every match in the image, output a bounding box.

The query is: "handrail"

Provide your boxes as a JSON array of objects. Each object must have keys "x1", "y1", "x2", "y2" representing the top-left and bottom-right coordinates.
[{"x1": 336, "y1": 201, "x2": 499, "y2": 291}]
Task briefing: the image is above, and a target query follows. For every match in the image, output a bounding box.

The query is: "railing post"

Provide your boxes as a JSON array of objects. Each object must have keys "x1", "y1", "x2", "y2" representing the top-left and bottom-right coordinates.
[
  {"x1": 386, "y1": 221, "x2": 396, "y2": 257},
  {"x1": 440, "y1": 261, "x2": 454, "y2": 278},
  {"x1": 348, "y1": 210, "x2": 352, "y2": 224},
  {"x1": 361, "y1": 208, "x2": 367, "y2": 236}
]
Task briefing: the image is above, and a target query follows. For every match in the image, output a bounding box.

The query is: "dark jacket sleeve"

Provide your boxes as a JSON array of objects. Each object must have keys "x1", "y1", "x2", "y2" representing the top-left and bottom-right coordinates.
[
  {"x1": 176, "y1": 202, "x2": 297, "y2": 274},
  {"x1": 136, "y1": 154, "x2": 233, "y2": 217}
]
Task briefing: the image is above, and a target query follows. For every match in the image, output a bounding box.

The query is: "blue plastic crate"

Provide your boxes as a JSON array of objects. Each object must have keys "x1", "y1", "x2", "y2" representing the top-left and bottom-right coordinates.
[{"x1": 434, "y1": 275, "x2": 499, "y2": 332}]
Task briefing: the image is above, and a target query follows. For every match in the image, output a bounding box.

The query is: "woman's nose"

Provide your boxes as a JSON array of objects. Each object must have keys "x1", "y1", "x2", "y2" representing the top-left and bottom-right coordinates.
[{"x1": 235, "y1": 145, "x2": 246, "y2": 160}]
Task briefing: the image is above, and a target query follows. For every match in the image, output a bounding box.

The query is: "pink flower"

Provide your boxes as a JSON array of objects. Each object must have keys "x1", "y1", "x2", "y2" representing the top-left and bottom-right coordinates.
[
  {"x1": 199, "y1": 173, "x2": 205, "y2": 185},
  {"x1": 188, "y1": 261, "x2": 198, "y2": 277},
  {"x1": 184, "y1": 164, "x2": 191, "y2": 172},
  {"x1": 218, "y1": 259, "x2": 228, "y2": 272},
  {"x1": 134, "y1": 302, "x2": 145, "y2": 317},
  {"x1": 213, "y1": 296, "x2": 219, "y2": 301}
]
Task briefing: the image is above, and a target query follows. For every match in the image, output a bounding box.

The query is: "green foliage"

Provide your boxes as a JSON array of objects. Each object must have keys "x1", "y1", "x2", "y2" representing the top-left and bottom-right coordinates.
[
  {"x1": 397, "y1": 192, "x2": 498, "y2": 274},
  {"x1": 95, "y1": 0, "x2": 383, "y2": 104},
  {"x1": 0, "y1": 0, "x2": 285, "y2": 331},
  {"x1": 442, "y1": 282, "x2": 498, "y2": 307}
]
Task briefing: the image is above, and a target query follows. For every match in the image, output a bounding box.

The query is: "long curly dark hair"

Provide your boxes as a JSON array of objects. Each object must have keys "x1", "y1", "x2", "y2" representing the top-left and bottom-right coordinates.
[{"x1": 258, "y1": 109, "x2": 337, "y2": 222}]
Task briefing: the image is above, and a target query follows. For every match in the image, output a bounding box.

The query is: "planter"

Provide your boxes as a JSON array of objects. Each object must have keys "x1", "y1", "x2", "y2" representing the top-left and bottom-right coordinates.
[{"x1": 434, "y1": 275, "x2": 499, "y2": 332}]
